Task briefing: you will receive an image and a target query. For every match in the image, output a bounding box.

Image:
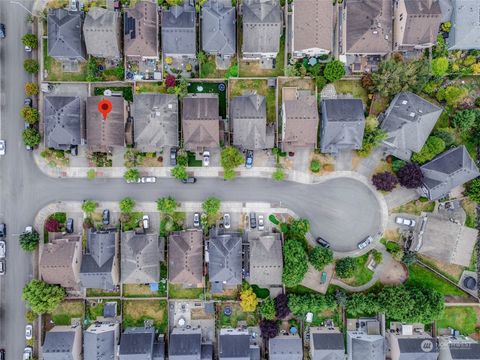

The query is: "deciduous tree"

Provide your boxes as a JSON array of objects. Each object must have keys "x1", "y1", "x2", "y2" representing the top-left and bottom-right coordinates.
[
  {"x1": 282, "y1": 239, "x2": 308, "y2": 287},
  {"x1": 220, "y1": 147, "x2": 244, "y2": 180},
  {"x1": 24, "y1": 59, "x2": 39, "y2": 73},
  {"x1": 45, "y1": 218, "x2": 60, "y2": 232},
  {"x1": 123, "y1": 168, "x2": 139, "y2": 183},
  {"x1": 260, "y1": 298, "x2": 276, "y2": 320},
  {"x1": 22, "y1": 33, "x2": 38, "y2": 49},
  {"x1": 397, "y1": 163, "x2": 424, "y2": 188},
  {"x1": 202, "y1": 197, "x2": 220, "y2": 216},
  {"x1": 20, "y1": 106, "x2": 39, "y2": 125},
  {"x1": 171, "y1": 165, "x2": 187, "y2": 180},
  {"x1": 240, "y1": 286, "x2": 259, "y2": 312},
  {"x1": 372, "y1": 171, "x2": 398, "y2": 192},
  {"x1": 22, "y1": 128, "x2": 41, "y2": 148},
  {"x1": 19, "y1": 230, "x2": 40, "y2": 252},
  {"x1": 22, "y1": 280, "x2": 66, "y2": 315},
  {"x1": 81, "y1": 200, "x2": 97, "y2": 214},
  {"x1": 25, "y1": 82, "x2": 39, "y2": 96},
  {"x1": 157, "y1": 196, "x2": 177, "y2": 214},
  {"x1": 431, "y1": 57, "x2": 449, "y2": 77},
  {"x1": 335, "y1": 257, "x2": 357, "y2": 278},
  {"x1": 323, "y1": 60, "x2": 346, "y2": 82},
  {"x1": 412, "y1": 136, "x2": 445, "y2": 164},
  {"x1": 309, "y1": 246, "x2": 333, "y2": 271},
  {"x1": 259, "y1": 319, "x2": 279, "y2": 340},
  {"x1": 119, "y1": 197, "x2": 135, "y2": 213}
]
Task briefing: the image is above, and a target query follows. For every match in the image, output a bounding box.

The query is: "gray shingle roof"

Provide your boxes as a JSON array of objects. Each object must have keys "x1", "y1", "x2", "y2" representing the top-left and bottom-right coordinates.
[
  {"x1": 202, "y1": 0, "x2": 236, "y2": 56},
  {"x1": 350, "y1": 336, "x2": 384, "y2": 360},
  {"x1": 43, "y1": 327, "x2": 78, "y2": 360},
  {"x1": 269, "y1": 335, "x2": 303, "y2": 360},
  {"x1": 124, "y1": 1, "x2": 158, "y2": 58},
  {"x1": 168, "y1": 230, "x2": 204, "y2": 287},
  {"x1": 133, "y1": 93, "x2": 179, "y2": 152},
  {"x1": 169, "y1": 327, "x2": 202, "y2": 360},
  {"x1": 312, "y1": 333, "x2": 345, "y2": 360},
  {"x1": 249, "y1": 233, "x2": 283, "y2": 286},
  {"x1": 448, "y1": 342, "x2": 480, "y2": 359},
  {"x1": 120, "y1": 327, "x2": 163, "y2": 360},
  {"x1": 421, "y1": 145, "x2": 480, "y2": 200},
  {"x1": 83, "y1": 7, "x2": 121, "y2": 59},
  {"x1": 448, "y1": 0, "x2": 480, "y2": 50},
  {"x1": 162, "y1": 3, "x2": 196, "y2": 56},
  {"x1": 397, "y1": 338, "x2": 439, "y2": 359},
  {"x1": 48, "y1": 8, "x2": 86, "y2": 61},
  {"x1": 218, "y1": 332, "x2": 250, "y2": 360},
  {"x1": 380, "y1": 92, "x2": 442, "y2": 161},
  {"x1": 44, "y1": 96, "x2": 82, "y2": 151},
  {"x1": 231, "y1": 94, "x2": 268, "y2": 150},
  {"x1": 320, "y1": 98, "x2": 365, "y2": 154},
  {"x1": 84, "y1": 323, "x2": 117, "y2": 360},
  {"x1": 121, "y1": 231, "x2": 162, "y2": 284},
  {"x1": 242, "y1": 0, "x2": 283, "y2": 55},
  {"x1": 208, "y1": 232, "x2": 243, "y2": 287}
]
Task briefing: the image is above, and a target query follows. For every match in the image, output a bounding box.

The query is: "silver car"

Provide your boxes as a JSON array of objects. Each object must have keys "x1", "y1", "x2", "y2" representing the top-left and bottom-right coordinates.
[
  {"x1": 23, "y1": 347, "x2": 32, "y2": 360},
  {"x1": 0, "y1": 240, "x2": 5, "y2": 258},
  {"x1": 140, "y1": 176, "x2": 156, "y2": 183},
  {"x1": 193, "y1": 213, "x2": 200, "y2": 227},
  {"x1": 395, "y1": 216, "x2": 416, "y2": 227},
  {"x1": 223, "y1": 213, "x2": 231, "y2": 229},
  {"x1": 357, "y1": 236, "x2": 373, "y2": 250},
  {"x1": 258, "y1": 215, "x2": 264, "y2": 231},
  {"x1": 25, "y1": 324, "x2": 33, "y2": 340},
  {"x1": 0, "y1": 140, "x2": 5, "y2": 156}
]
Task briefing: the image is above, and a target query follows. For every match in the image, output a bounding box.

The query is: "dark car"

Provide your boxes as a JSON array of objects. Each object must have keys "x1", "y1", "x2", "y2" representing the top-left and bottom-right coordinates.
[
  {"x1": 0, "y1": 348, "x2": 5, "y2": 360},
  {"x1": 70, "y1": 145, "x2": 78, "y2": 156},
  {"x1": 24, "y1": 98, "x2": 32, "y2": 107},
  {"x1": 181, "y1": 177, "x2": 196, "y2": 184},
  {"x1": 245, "y1": 150, "x2": 254, "y2": 169},
  {"x1": 0, "y1": 260, "x2": 5, "y2": 275},
  {"x1": 315, "y1": 237, "x2": 330, "y2": 248},
  {"x1": 170, "y1": 147, "x2": 177, "y2": 166},
  {"x1": 102, "y1": 209, "x2": 110, "y2": 225},
  {"x1": 0, "y1": 223, "x2": 6, "y2": 238},
  {"x1": 0, "y1": 24, "x2": 5, "y2": 39},
  {"x1": 66, "y1": 218, "x2": 74, "y2": 233},
  {"x1": 249, "y1": 212, "x2": 256, "y2": 229}
]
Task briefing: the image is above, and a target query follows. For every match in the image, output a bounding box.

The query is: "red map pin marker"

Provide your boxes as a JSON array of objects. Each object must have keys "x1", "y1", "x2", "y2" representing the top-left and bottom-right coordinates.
[{"x1": 98, "y1": 99, "x2": 112, "y2": 121}]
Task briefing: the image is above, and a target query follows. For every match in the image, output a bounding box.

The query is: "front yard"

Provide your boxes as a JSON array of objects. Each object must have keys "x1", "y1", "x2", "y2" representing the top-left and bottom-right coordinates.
[
  {"x1": 50, "y1": 300, "x2": 84, "y2": 326},
  {"x1": 338, "y1": 252, "x2": 374, "y2": 287},
  {"x1": 229, "y1": 79, "x2": 276, "y2": 124},
  {"x1": 218, "y1": 302, "x2": 259, "y2": 328},
  {"x1": 123, "y1": 300, "x2": 168, "y2": 333}
]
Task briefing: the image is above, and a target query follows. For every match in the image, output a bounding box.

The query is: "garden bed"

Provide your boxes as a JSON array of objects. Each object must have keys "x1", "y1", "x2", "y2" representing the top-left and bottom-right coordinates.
[{"x1": 123, "y1": 300, "x2": 168, "y2": 332}]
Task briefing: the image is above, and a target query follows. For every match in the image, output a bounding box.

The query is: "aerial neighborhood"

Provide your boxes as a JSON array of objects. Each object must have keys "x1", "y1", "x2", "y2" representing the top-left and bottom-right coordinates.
[{"x1": 1, "y1": 0, "x2": 480, "y2": 359}]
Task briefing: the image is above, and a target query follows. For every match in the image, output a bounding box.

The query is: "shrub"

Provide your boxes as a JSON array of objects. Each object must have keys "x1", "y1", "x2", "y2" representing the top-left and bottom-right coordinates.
[
  {"x1": 259, "y1": 319, "x2": 279, "y2": 340},
  {"x1": 392, "y1": 159, "x2": 406, "y2": 173},
  {"x1": 274, "y1": 294, "x2": 290, "y2": 319},
  {"x1": 20, "y1": 106, "x2": 39, "y2": 124},
  {"x1": 412, "y1": 136, "x2": 445, "y2": 164},
  {"x1": 465, "y1": 178, "x2": 480, "y2": 203},
  {"x1": 21, "y1": 33, "x2": 38, "y2": 48},
  {"x1": 220, "y1": 146, "x2": 243, "y2": 180},
  {"x1": 371, "y1": 171, "x2": 398, "y2": 192},
  {"x1": 272, "y1": 167, "x2": 285, "y2": 181},
  {"x1": 164, "y1": 74, "x2": 176, "y2": 88},
  {"x1": 440, "y1": 21, "x2": 451, "y2": 32},
  {"x1": 282, "y1": 239, "x2": 308, "y2": 287},
  {"x1": 323, "y1": 60, "x2": 345, "y2": 82},
  {"x1": 119, "y1": 197, "x2": 135, "y2": 213},
  {"x1": 225, "y1": 64, "x2": 238, "y2": 79},
  {"x1": 22, "y1": 128, "x2": 41, "y2": 148},
  {"x1": 432, "y1": 130, "x2": 455, "y2": 148},
  {"x1": 23, "y1": 59, "x2": 39, "y2": 73},
  {"x1": 268, "y1": 214, "x2": 280, "y2": 225},
  {"x1": 444, "y1": 86, "x2": 468, "y2": 107},
  {"x1": 260, "y1": 298, "x2": 276, "y2": 320},
  {"x1": 25, "y1": 82, "x2": 39, "y2": 96},
  {"x1": 240, "y1": 286, "x2": 259, "y2": 312},
  {"x1": 397, "y1": 163, "x2": 424, "y2": 188},
  {"x1": 335, "y1": 257, "x2": 357, "y2": 278},
  {"x1": 19, "y1": 230, "x2": 40, "y2": 252},
  {"x1": 453, "y1": 109, "x2": 479, "y2": 134},
  {"x1": 45, "y1": 218, "x2": 60, "y2": 232},
  {"x1": 81, "y1": 200, "x2": 97, "y2": 214},
  {"x1": 310, "y1": 159, "x2": 321, "y2": 173},
  {"x1": 288, "y1": 293, "x2": 336, "y2": 316},
  {"x1": 171, "y1": 165, "x2": 187, "y2": 180},
  {"x1": 431, "y1": 57, "x2": 449, "y2": 77},
  {"x1": 123, "y1": 168, "x2": 140, "y2": 183},
  {"x1": 315, "y1": 76, "x2": 327, "y2": 90},
  {"x1": 87, "y1": 169, "x2": 96, "y2": 180},
  {"x1": 309, "y1": 246, "x2": 333, "y2": 271}
]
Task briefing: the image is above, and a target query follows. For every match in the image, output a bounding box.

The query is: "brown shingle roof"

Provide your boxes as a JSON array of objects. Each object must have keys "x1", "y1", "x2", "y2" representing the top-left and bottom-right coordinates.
[
  {"x1": 124, "y1": 1, "x2": 158, "y2": 58},
  {"x1": 168, "y1": 230, "x2": 204, "y2": 287}
]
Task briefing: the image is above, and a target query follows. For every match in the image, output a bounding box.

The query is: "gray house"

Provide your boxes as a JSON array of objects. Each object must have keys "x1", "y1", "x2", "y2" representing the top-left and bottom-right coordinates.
[
  {"x1": 249, "y1": 233, "x2": 283, "y2": 287},
  {"x1": 44, "y1": 96, "x2": 83, "y2": 151},
  {"x1": 169, "y1": 326, "x2": 213, "y2": 360},
  {"x1": 242, "y1": 0, "x2": 283, "y2": 60},
  {"x1": 208, "y1": 232, "x2": 243, "y2": 293},
  {"x1": 380, "y1": 92, "x2": 442, "y2": 161},
  {"x1": 84, "y1": 322, "x2": 120, "y2": 360},
  {"x1": 80, "y1": 229, "x2": 119, "y2": 291},
  {"x1": 320, "y1": 99, "x2": 365, "y2": 154},
  {"x1": 447, "y1": 0, "x2": 480, "y2": 50},
  {"x1": 48, "y1": 8, "x2": 86, "y2": 61},
  {"x1": 83, "y1": 7, "x2": 121, "y2": 59},
  {"x1": 269, "y1": 335, "x2": 303, "y2": 360},
  {"x1": 162, "y1": 3, "x2": 196, "y2": 58},
  {"x1": 387, "y1": 323, "x2": 438, "y2": 360},
  {"x1": 218, "y1": 329, "x2": 260, "y2": 360},
  {"x1": 121, "y1": 231, "x2": 163, "y2": 284},
  {"x1": 230, "y1": 94, "x2": 273, "y2": 150},
  {"x1": 119, "y1": 327, "x2": 164, "y2": 360},
  {"x1": 202, "y1": 0, "x2": 236, "y2": 64},
  {"x1": 43, "y1": 325, "x2": 82, "y2": 360},
  {"x1": 420, "y1": 145, "x2": 480, "y2": 200},
  {"x1": 168, "y1": 230, "x2": 204, "y2": 288},
  {"x1": 133, "y1": 94, "x2": 179, "y2": 153},
  {"x1": 438, "y1": 335, "x2": 480, "y2": 360},
  {"x1": 310, "y1": 327, "x2": 345, "y2": 360},
  {"x1": 347, "y1": 318, "x2": 385, "y2": 360}
]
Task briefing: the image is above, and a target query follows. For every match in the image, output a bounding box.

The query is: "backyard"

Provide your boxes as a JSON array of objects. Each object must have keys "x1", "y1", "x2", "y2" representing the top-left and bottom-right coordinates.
[
  {"x1": 218, "y1": 302, "x2": 259, "y2": 328},
  {"x1": 43, "y1": 39, "x2": 87, "y2": 81},
  {"x1": 200, "y1": 56, "x2": 237, "y2": 79},
  {"x1": 437, "y1": 306, "x2": 478, "y2": 337},
  {"x1": 93, "y1": 85, "x2": 134, "y2": 102},
  {"x1": 50, "y1": 300, "x2": 84, "y2": 326},
  {"x1": 239, "y1": 36, "x2": 285, "y2": 77},
  {"x1": 168, "y1": 283, "x2": 204, "y2": 300},
  {"x1": 123, "y1": 300, "x2": 168, "y2": 332},
  {"x1": 406, "y1": 264, "x2": 465, "y2": 296},
  {"x1": 85, "y1": 299, "x2": 121, "y2": 321},
  {"x1": 187, "y1": 82, "x2": 227, "y2": 118},
  {"x1": 123, "y1": 284, "x2": 162, "y2": 298},
  {"x1": 277, "y1": 77, "x2": 315, "y2": 106},
  {"x1": 333, "y1": 80, "x2": 369, "y2": 108},
  {"x1": 135, "y1": 81, "x2": 168, "y2": 94},
  {"x1": 86, "y1": 288, "x2": 120, "y2": 297},
  {"x1": 229, "y1": 79, "x2": 276, "y2": 124}
]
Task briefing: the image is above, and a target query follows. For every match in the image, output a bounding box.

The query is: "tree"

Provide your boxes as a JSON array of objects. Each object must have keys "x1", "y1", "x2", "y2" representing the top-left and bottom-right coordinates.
[
  {"x1": 309, "y1": 247, "x2": 333, "y2": 271},
  {"x1": 260, "y1": 298, "x2": 276, "y2": 320},
  {"x1": 25, "y1": 82, "x2": 39, "y2": 96},
  {"x1": 453, "y1": 109, "x2": 479, "y2": 134},
  {"x1": 358, "y1": 116, "x2": 387, "y2": 157},
  {"x1": 371, "y1": 171, "x2": 398, "y2": 192},
  {"x1": 392, "y1": 159, "x2": 407, "y2": 173},
  {"x1": 346, "y1": 293, "x2": 379, "y2": 317},
  {"x1": 202, "y1": 197, "x2": 221, "y2": 217},
  {"x1": 315, "y1": 76, "x2": 327, "y2": 90},
  {"x1": 361, "y1": 73, "x2": 374, "y2": 90},
  {"x1": 272, "y1": 167, "x2": 285, "y2": 181},
  {"x1": 259, "y1": 319, "x2": 279, "y2": 340},
  {"x1": 401, "y1": 251, "x2": 417, "y2": 266},
  {"x1": 171, "y1": 165, "x2": 187, "y2": 180},
  {"x1": 335, "y1": 257, "x2": 357, "y2": 278},
  {"x1": 22, "y1": 128, "x2": 41, "y2": 148},
  {"x1": 120, "y1": 197, "x2": 135, "y2": 213},
  {"x1": 22, "y1": 280, "x2": 66, "y2": 315},
  {"x1": 432, "y1": 130, "x2": 455, "y2": 148},
  {"x1": 19, "y1": 230, "x2": 40, "y2": 252},
  {"x1": 334, "y1": 289, "x2": 347, "y2": 307},
  {"x1": 240, "y1": 286, "x2": 259, "y2": 312},
  {"x1": 20, "y1": 106, "x2": 40, "y2": 124},
  {"x1": 323, "y1": 60, "x2": 345, "y2": 82},
  {"x1": 412, "y1": 136, "x2": 445, "y2": 164},
  {"x1": 157, "y1": 196, "x2": 177, "y2": 214},
  {"x1": 397, "y1": 163, "x2": 424, "y2": 188},
  {"x1": 45, "y1": 218, "x2": 60, "y2": 232},
  {"x1": 287, "y1": 218, "x2": 310, "y2": 240},
  {"x1": 282, "y1": 239, "x2": 308, "y2": 287},
  {"x1": 165, "y1": 74, "x2": 176, "y2": 88},
  {"x1": 288, "y1": 294, "x2": 336, "y2": 316},
  {"x1": 81, "y1": 200, "x2": 97, "y2": 214},
  {"x1": 444, "y1": 86, "x2": 468, "y2": 107},
  {"x1": 223, "y1": 168, "x2": 236, "y2": 180},
  {"x1": 123, "y1": 168, "x2": 140, "y2": 183},
  {"x1": 22, "y1": 33, "x2": 38, "y2": 49},
  {"x1": 274, "y1": 294, "x2": 290, "y2": 319},
  {"x1": 431, "y1": 57, "x2": 449, "y2": 77},
  {"x1": 24, "y1": 59, "x2": 39, "y2": 73},
  {"x1": 465, "y1": 179, "x2": 480, "y2": 203},
  {"x1": 221, "y1": 147, "x2": 244, "y2": 180}
]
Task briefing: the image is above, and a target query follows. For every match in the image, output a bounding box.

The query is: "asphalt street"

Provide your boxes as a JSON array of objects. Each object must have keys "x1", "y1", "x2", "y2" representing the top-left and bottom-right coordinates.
[{"x1": 0, "y1": 1, "x2": 382, "y2": 358}]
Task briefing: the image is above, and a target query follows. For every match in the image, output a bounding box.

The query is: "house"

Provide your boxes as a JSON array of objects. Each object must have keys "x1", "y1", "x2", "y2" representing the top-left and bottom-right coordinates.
[
  {"x1": 208, "y1": 232, "x2": 243, "y2": 293},
  {"x1": 83, "y1": 7, "x2": 121, "y2": 59},
  {"x1": 80, "y1": 228, "x2": 119, "y2": 291},
  {"x1": 169, "y1": 326, "x2": 213, "y2": 360},
  {"x1": 47, "y1": 8, "x2": 86, "y2": 62},
  {"x1": 218, "y1": 329, "x2": 260, "y2": 360},
  {"x1": 168, "y1": 230, "x2": 204, "y2": 288},
  {"x1": 39, "y1": 235, "x2": 82, "y2": 289},
  {"x1": 133, "y1": 93, "x2": 179, "y2": 153},
  {"x1": 249, "y1": 233, "x2": 283, "y2": 287},
  {"x1": 292, "y1": 0, "x2": 334, "y2": 58},
  {"x1": 269, "y1": 334, "x2": 303, "y2": 360},
  {"x1": 447, "y1": 0, "x2": 480, "y2": 50},
  {"x1": 320, "y1": 99, "x2": 365, "y2": 154},
  {"x1": 393, "y1": 0, "x2": 443, "y2": 51},
  {"x1": 346, "y1": 317, "x2": 385, "y2": 360},
  {"x1": 281, "y1": 88, "x2": 319, "y2": 153},
  {"x1": 310, "y1": 327, "x2": 345, "y2": 360},
  {"x1": 162, "y1": 3, "x2": 196, "y2": 58},
  {"x1": 242, "y1": 0, "x2": 283, "y2": 60},
  {"x1": 438, "y1": 335, "x2": 480, "y2": 360},
  {"x1": 387, "y1": 322, "x2": 439, "y2": 360},
  {"x1": 84, "y1": 322, "x2": 120, "y2": 360},
  {"x1": 119, "y1": 327, "x2": 165, "y2": 360},
  {"x1": 124, "y1": 1, "x2": 158, "y2": 59},
  {"x1": 44, "y1": 96, "x2": 83, "y2": 151},
  {"x1": 43, "y1": 325, "x2": 82, "y2": 360},
  {"x1": 86, "y1": 96, "x2": 127, "y2": 152},
  {"x1": 182, "y1": 94, "x2": 220, "y2": 152},
  {"x1": 202, "y1": 0, "x2": 236, "y2": 63},
  {"x1": 121, "y1": 231, "x2": 163, "y2": 284},
  {"x1": 420, "y1": 145, "x2": 480, "y2": 200},
  {"x1": 230, "y1": 93, "x2": 274, "y2": 150},
  {"x1": 380, "y1": 92, "x2": 442, "y2": 161}
]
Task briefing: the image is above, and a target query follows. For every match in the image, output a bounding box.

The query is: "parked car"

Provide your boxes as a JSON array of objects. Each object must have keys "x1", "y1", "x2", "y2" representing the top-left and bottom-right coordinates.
[
  {"x1": 142, "y1": 215, "x2": 150, "y2": 230},
  {"x1": 25, "y1": 226, "x2": 33, "y2": 233},
  {"x1": 395, "y1": 216, "x2": 416, "y2": 227},
  {"x1": 140, "y1": 176, "x2": 156, "y2": 183},
  {"x1": 0, "y1": 223, "x2": 6, "y2": 237},
  {"x1": 245, "y1": 150, "x2": 254, "y2": 169},
  {"x1": 0, "y1": 240, "x2": 5, "y2": 258},
  {"x1": 315, "y1": 237, "x2": 330, "y2": 248},
  {"x1": 0, "y1": 260, "x2": 5, "y2": 275},
  {"x1": 25, "y1": 324, "x2": 33, "y2": 340},
  {"x1": 102, "y1": 209, "x2": 110, "y2": 225},
  {"x1": 0, "y1": 140, "x2": 5, "y2": 156},
  {"x1": 181, "y1": 177, "x2": 197, "y2": 184},
  {"x1": 70, "y1": 145, "x2": 78, "y2": 156},
  {"x1": 24, "y1": 45, "x2": 32, "y2": 52},
  {"x1": 24, "y1": 98, "x2": 32, "y2": 107},
  {"x1": 193, "y1": 213, "x2": 200, "y2": 227},
  {"x1": 258, "y1": 215, "x2": 264, "y2": 231},
  {"x1": 0, "y1": 348, "x2": 5, "y2": 360},
  {"x1": 23, "y1": 347, "x2": 32, "y2": 360},
  {"x1": 0, "y1": 24, "x2": 5, "y2": 38},
  {"x1": 223, "y1": 213, "x2": 231, "y2": 229},
  {"x1": 170, "y1": 147, "x2": 177, "y2": 166},
  {"x1": 66, "y1": 218, "x2": 74, "y2": 233},
  {"x1": 357, "y1": 236, "x2": 373, "y2": 250},
  {"x1": 203, "y1": 151, "x2": 210, "y2": 167},
  {"x1": 249, "y1": 212, "x2": 257, "y2": 229}
]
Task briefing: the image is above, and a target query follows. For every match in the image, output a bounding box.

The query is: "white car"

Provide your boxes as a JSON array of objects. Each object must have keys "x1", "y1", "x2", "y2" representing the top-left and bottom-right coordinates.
[
  {"x1": 142, "y1": 215, "x2": 149, "y2": 230},
  {"x1": 25, "y1": 226, "x2": 33, "y2": 233},
  {"x1": 25, "y1": 324, "x2": 33, "y2": 340},
  {"x1": 395, "y1": 216, "x2": 416, "y2": 227},
  {"x1": 223, "y1": 213, "x2": 231, "y2": 229},
  {"x1": 193, "y1": 213, "x2": 200, "y2": 227},
  {"x1": 0, "y1": 140, "x2": 5, "y2": 156},
  {"x1": 23, "y1": 347, "x2": 32, "y2": 360},
  {"x1": 25, "y1": 45, "x2": 32, "y2": 52},
  {"x1": 203, "y1": 151, "x2": 210, "y2": 167},
  {"x1": 357, "y1": 236, "x2": 373, "y2": 250},
  {"x1": 258, "y1": 215, "x2": 264, "y2": 231},
  {"x1": 0, "y1": 240, "x2": 5, "y2": 258},
  {"x1": 140, "y1": 176, "x2": 156, "y2": 183}
]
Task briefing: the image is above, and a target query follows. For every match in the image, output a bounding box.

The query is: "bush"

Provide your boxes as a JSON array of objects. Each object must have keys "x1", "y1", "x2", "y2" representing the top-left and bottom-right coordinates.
[
  {"x1": 371, "y1": 171, "x2": 398, "y2": 192},
  {"x1": 260, "y1": 298, "x2": 276, "y2": 320},
  {"x1": 288, "y1": 293, "x2": 336, "y2": 316},
  {"x1": 123, "y1": 168, "x2": 140, "y2": 183},
  {"x1": 397, "y1": 163, "x2": 424, "y2": 188},
  {"x1": 171, "y1": 165, "x2": 187, "y2": 180},
  {"x1": 221, "y1": 146, "x2": 243, "y2": 180},
  {"x1": 81, "y1": 200, "x2": 97, "y2": 214},
  {"x1": 432, "y1": 130, "x2": 455, "y2": 148},
  {"x1": 392, "y1": 159, "x2": 406, "y2": 173},
  {"x1": 274, "y1": 294, "x2": 290, "y2": 319},
  {"x1": 259, "y1": 319, "x2": 279, "y2": 340},
  {"x1": 24, "y1": 59, "x2": 39, "y2": 73},
  {"x1": 453, "y1": 109, "x2": 479, "y2": 134},
  {"x1": 45, "y1": 218, "x2": 60, "y2": 232},
  {"x1": 22, "y1": 128, "x2": 41, "y2": 148},
  {"x1": 240, "y1": 286, "x2": 259, "y2": 312},
  {"x1": 315, "y1": 76, "x2": 327, "y2": 90},
  {"x1": 20, "y1": 106, "x2": 40, "y2": 124},
  {"x1": 272, "y1": 167, "x2": 285, "y2": 181},
  {"x1": 225, "y1": 64, "x2": 239, "y2": 79},
  {"x1": 412, "y1": 136, "x2": 445, "y2": 164},
  {"x1": 431, "y1": 57, "x2": 449, "y2": 77},
  {"x1": 119, "y1": 197, "x2": 135, "y2": 213},
  {"x1": 268, "y1": 214, "x2": 280, "y2": 225},
  {"x1": 22, "y1": 33, "x2": 38, "y2": 48},
  {"x1": 87, "y1": 169, "x2": 96, "y2": 180},
  {"x1": 465, "y1": 178, "x2": 480, "y2": 203},
  {"x1": 309, "y1": 246, "x2": 333, "y2": 271},
  {"x1": 310, "y1": 159, "x2": 321, "y2": 173},
  {"x1": 25, "y1": 82, "x2": 39, "y2": 96},
  {"x1": 19, "y1": 230, "x2": 40, "y2": 252},
  {"x1": 164, "y1": 74, "x2": 176, "y2": 88},
  {"x1": 444, "y1": 86, "x2": 468, "y2": 107},
  {"x1": 335, "y1": 257, "x2": 357, "y2": 278},
  {"x1": 323, "y1": 60, "x2": 346, "y2": 82},
  {"x1": 440, "y1": 21, "x2": 451, "y2": 32}
]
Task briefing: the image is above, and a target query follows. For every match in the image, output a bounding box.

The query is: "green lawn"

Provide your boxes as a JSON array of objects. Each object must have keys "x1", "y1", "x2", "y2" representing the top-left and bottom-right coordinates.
[
  {"x1": 239, "y1": 35, "x2": 285, "y2": 77},
  {"x1": 50, "y1": 301, "x2": 84, "y2": 325},
  {"x1": 406, "y1": 264, "x2": 465, "y2": 296},
  {"x1": 169, "y1": 283, "x2": 204, "y2": 300},
  {"x1": 437, "y1": 307, "x2": 478, "y2": 335},
  {"x1": 43, "y1": 39, "x2": 88, "y2": 81},
  {"x1": 123, "y1": 300, "x2": 168, "y2": 332},
  {"x1": 86, "y1": 299, "x2": 121, "y2": 321},
  {"x1": 93, "y1": 86, "x2": 134, "y2": 102},
  {"x1": 123, "y1": 284, "x2": 162, "y2": 298},
  {"x1": 229, "y1": 79, "x2": 276, "y2": 124},
  {"x1": 392, "y1": 199, "x2": 436, "y2": 215},
  {"x1": 187, "y1": 152, "x2": 203, "y2": 167},
  {"x1": 340, "y1": 253, "x2": 374, "y2": 287},
  {"x1": 135, "y1": 82, "x2": 167, "y2": 94},
  {"x1": 187, "y1": 82, "x2": 227, "y2": 118},
  {"x1": 333, "y1": 80, "x2": 369, "y2": 107},
  {"x1": 86, "y1": 288, "x2": 121, "y2": 297},
  {"x1": 218, "y1": 303, "x2": 259, "y2": 328},
  {"x1": 251, "y1": 285, "x2": 270, "y2": 299}
]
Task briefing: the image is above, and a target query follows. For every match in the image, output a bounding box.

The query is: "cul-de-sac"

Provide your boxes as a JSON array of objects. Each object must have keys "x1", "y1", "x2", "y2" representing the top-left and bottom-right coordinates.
[{"x1": 0, "y1": 0, "x2": 479, "y2": 359}]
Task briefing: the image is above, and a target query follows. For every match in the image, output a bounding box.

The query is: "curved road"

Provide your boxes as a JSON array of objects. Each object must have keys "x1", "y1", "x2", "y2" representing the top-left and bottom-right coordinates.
[{"x1": 0, "y1": 1, "x2": 382, "y2": 358}]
